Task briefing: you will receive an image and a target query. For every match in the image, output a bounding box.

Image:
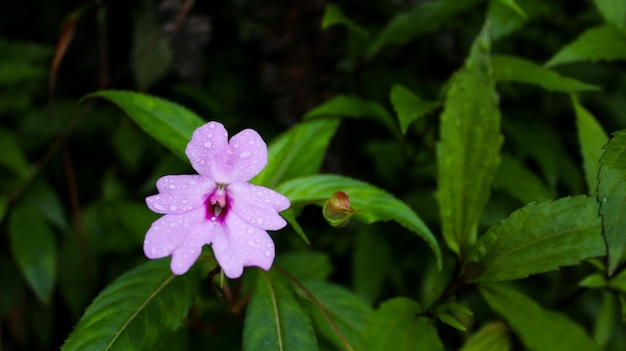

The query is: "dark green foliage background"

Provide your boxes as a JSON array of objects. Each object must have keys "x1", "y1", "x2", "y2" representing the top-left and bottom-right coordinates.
[{"x1": 2, "y1": 0, "x2": 626, "y2": 350}]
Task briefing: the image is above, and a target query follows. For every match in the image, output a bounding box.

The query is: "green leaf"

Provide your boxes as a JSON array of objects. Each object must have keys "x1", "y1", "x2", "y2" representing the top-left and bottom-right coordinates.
[
  {"x1": 322, "y1": 3, "x2": 370, "y2": 40},
  {"x1": 275, "y1": 174, "x2": 442, "y2": 269},
  {"x1": 462, "y1": 196, "x2": 605, "y2": 283},
  {"x1": 578, "y1": 273, "x2": 607, "y2": 289},
  {"x1": 61, "y1": 259, "x2": 198, "y2": 350},
  {"x1": 593, "y1": 0, "x2": 626, "y2": 30},
  {"x1": 608, "y1": 268, "x2": 626, "y2": 293},
  {"x1": 243, "y1": 270, "x2": 318, "y2": 351},
  {"x1": 389, "y1": 84, "x2": 438, "y2": 134},
  {"x1": 86, "y1": 90, "x2": 204, "y2": 161},
  {"x1": 252, "y1": 118, "x2": 340, "y2": 188},
  {"x1": 22, "y1": 179, "x2": 67, "y2": 229},
  {"x1": 367, "y1": 0, "x2": 483, "y2": 59},
  {"x1": 495, "y1": 0, "x2": 526, "y2": 18},
  {"x1": 598, "y1": 130, "x2": 626, "y2": 275},
  {"x1": 8, "y1": 205, "x2": 57, "y2": 305},
  {"x1": 0, "y1": 127, "x2": 31, "y2": 178},
  {"x1": 493, "y1": 55, "x2": 600, "y2": 92},
  {"x1": 131, "y1": 2, "x2": 173, "y2": 90},
  {"x1": 298, "y1": 280, "x2": 372, "y2": 351},
  {"x1": 487, "y1": 0, "x2": 527, "y2": 41},
  {"x1": 280, "y1": 209, "x2": 310, "y2": 244},
  {"x1": 352, "y1": 228, "x2": 392, "y2": 304},
  {"x1": 436, "y1": 23, "x2": 503, "y2": 255},
  {"x1": 358, "y1": 297, "x2": 443, "y2": 351},
  {"x1": 304, "y1": 95, "x2": 397, "y2": 135},
  {"x1": 480, "y1": 284, "x2": 601, "y2": 351},
  {"x1": 573, "y1": 95, "x2": 609, "y2": 195},
  {"x1": 275, "y1": 252, "x2": 333, "y2": 281},
  {"x1": 492, "y1": 153, "x2": 553, "y2": 204},
  {"x1": 545, "y1": 25, "x2": 626, "y2": 67},
  {"x1": 460, "y1": 321, "x2": 511, "y2": 351}
]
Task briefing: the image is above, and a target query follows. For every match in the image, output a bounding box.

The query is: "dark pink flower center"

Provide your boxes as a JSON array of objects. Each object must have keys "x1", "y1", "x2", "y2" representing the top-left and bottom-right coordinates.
[{"x1": 205, "y1": 185, "x2": 229, "y2": 222}]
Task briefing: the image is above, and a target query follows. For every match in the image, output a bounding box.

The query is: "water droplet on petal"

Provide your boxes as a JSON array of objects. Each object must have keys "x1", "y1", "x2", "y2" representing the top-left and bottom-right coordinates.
[
  {"x1": 234, "y1": 143, "x2": 240, "y2": 148},
  {"x1": 170, "y1": 205, "x2": 178, "y2": 211},
  {"x1": 209, "y1": 123, "x2": 216, "y2": 129},
  {"x1": 181, "y1": 199, "x2": 188, "y2": 204},
  {"x1": 239, "y1": 151, "x2": 251, "y2": 159},
  {"x1": 256, "y1": 218, "x2": 264, "y2": 225},
  {"x1": 249, "y1": 240, "x2": 257, "y2": 247},
  {"x1": 248, "y1": 140, "x2": 255, "y2": 145},
  {"x1": 247, "y1": 228, "x2": 254, "y2": 234},
  {"x1": 264, "y1": 251, "x2": 271, "y2": 257},
  {"x1": 204, "y1": 141, "x2": 212, "y2": 148}
]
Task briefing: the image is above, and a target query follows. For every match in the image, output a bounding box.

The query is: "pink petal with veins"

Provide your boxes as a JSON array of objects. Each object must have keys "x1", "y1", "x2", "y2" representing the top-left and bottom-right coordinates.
[
  {"x1": 185, "y1": 121, "x2": 230, "y2": 181},
  {"x1": 144, "y1": 208, "x2": 205, "y2": 259},
  {"x1": 226, "y1": 129, "x2": 268, "y2": 182}
]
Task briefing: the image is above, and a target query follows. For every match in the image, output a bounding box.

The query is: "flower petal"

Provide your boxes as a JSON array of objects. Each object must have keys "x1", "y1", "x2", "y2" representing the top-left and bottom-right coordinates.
[
  {"x1": 143, "y1": 208, "x2": 205, "y2": 259},
  {"x1": 228, "y1": 182, "x2": 289, "y2": 230},
  {"x1": 185, "y1": 121, "x2": 230, "y2": 181},
  {"x1": 147, "y1": 175, "x2": 215, "y2": 215},
  {"x1": 211, "y1": 213, "x2": 275, "y2": 278},
  {"x1": 170, "y1": 221, "x2": 219, "y2": 275},
  {"x1": 227, "y1": 129, "x2": 268, "y2": 182}
]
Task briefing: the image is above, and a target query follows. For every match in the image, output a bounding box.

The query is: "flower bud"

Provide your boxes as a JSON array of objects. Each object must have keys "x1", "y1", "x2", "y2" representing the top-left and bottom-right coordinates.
[{"x1": 323, "y1": 191, "x2": 357, "y2": 227}]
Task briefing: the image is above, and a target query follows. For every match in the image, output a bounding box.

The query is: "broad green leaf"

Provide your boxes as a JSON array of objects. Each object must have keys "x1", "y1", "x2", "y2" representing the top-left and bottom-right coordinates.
[
  {"x1": 304, "y1": 95, "x2": 397, "y2": 135},
  {"x1": 436, "y1": 23, "x2": 503, "y2": 256},
  {"x1": 275, "y1": 174, "x2": 441, "y2": 268},
  {"x1": 593, "y1": 291, "x2": 618, "y2": 347},
  {"x1": 353, "y1": 228, "x2": 392, "y2": 304},
  {"x1": 496, "y1": 0, "x2": 526, "y2": 18},
  {"x1": 22, "y1": 179, "x2": 67, "y2": 229},
  {"x1": 358, "y1": 297, "x2": 443, "y2": 351},
  {"x1": 460, "y1": 321, "x2": 511, "y2": 351},
  {"x1": 252, "y1": 118, "x2": 340, "y2": 188},
  {"x1": 61, "y1": 259, "x2": 198, "y2": 350},
  {"x1": 389, "y1": 84, "x2": 438, "y2": 134},
  {"x1": 366, "y1": 0, "x2": 483, "y2": 59},
  {"x1": 275, "y1": 251, "x2": 333, "y2": 281},
  {"x1": 598, "y1": 130, "x2": 626, "y2": 275},
  {"x1": 462, "y1": 196, "x2": 605, "y2": 283},
  {"x1": 493, "y1": 55, "x2": 600, "y2": 92},
  {"x1": 243, "y1": 270, "x2": 318, "y2": 351},
  {"x1": 593, "y1": 0, "x2": 626, "y2": 30},
  {"x1": 131, "y1": 2, "x2": 173, "y2": 91},
  {"x1": 87, "y1": 90, "x2": 204, "y2": 161},
  {"x1": 480, "y1": 284, "x2": 601, "y2": 351},
  {"x1": 322, "y1": 3, "x2": 370, "y2": 40},
  {"x1": 573, "y1": 95, "x2": 609, "y2": 195},
  {"x1": 545, "y1": 25, "x2": 626, "y2": 67},
  {"x1": 492, "y1": 153, "x2": 552, "y2": 204},
  {"x1": 0, "y1": 127, "x2": 31, "y2": 178},
  {"x1": 608, "y1": 269, "x2": 626, "y2": 294},
  {"x1": 8, "y1": 205, "x2": 57, "y2": 305},
  {"x1": 488, "y1": 0, "x2": 527, "y2": 41},
  {"x1": 0, "y1": 61, "x2": 47, "y2": 85},
  {"x1": 299, "y1": 280, "x2": 372, "y2": 351}
]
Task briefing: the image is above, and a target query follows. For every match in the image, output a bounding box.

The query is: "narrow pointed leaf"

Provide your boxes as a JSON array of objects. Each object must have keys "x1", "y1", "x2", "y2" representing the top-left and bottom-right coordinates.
[
  {"x1": 487, "y1": 0, "x2": 527, "y2": 41},
  {"x1": 480, "y1": 284, "x2": 601, "y2": 351},
  {"x1": 86, "y1": 90, "x2": 204, "y2": 161},
  {"x1": 243, "y1": 270, "x2": 317, "y2": 351},
  {"x1": 492, "y1": 153, "x2": 552, "y2": 204},
  {"x1": 462, "y1": 196, "x2": 605, "y2": 283},
  {"x1": 545, "y1": 25, "x2": 626, "y2": 67},
  {"x1": 598, "y1": 130, "x2": 626, "y2": 275},
  {"x1": 8, "y1": 205, "x2": 57, "y2": 305},
  {"x1": 0, "y1": 127, "x2": 31, "y2": 178},
  {"x1": 252, "y1": 118, "x2": 340, "y2": 188},
  {"x1": 61, "y1": 259, "x2": 198, "y2": 350},
  {"x1": 593, "y1": 0, "x2": 626, "y2": 30},
  {"x1": 275, "y1": 174, "x2": 441, "y2": 269},
  {"x1": 573, "y1": 95, "x2": 608, "y2": 195},
  {"x1": 367, "y1": 0, "x2": 482, "y2": 59},
  {"x1": 493, "y1": 55, "x2": 600, "y2": 92},
  {"x1": 358, "y1": 297, "x2": 443, "y2": 351},
  {"x1": 322, "y1": 3, "x2": 370, "y2": 40},
  {"x1": 460, "y1": 321, "x2": 511, "y2": 351},
  {"x1": 436, "y1": 23, "x2": 503, "y2": 255},
  {"x1": 298, "y1": 280, "x2": 372, "y2": 350},
  {"x1": 390, "y1": 84, "x2": 438, "y2": 134},
  {"x1": 304, "y1": 94, "x2": 397, "y2": 134}
]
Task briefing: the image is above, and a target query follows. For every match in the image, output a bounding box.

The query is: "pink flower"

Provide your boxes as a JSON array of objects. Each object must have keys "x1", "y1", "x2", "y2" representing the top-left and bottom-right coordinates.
[{"x1": 143, "y1": 121, "x2": 290, "y2": 278}]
